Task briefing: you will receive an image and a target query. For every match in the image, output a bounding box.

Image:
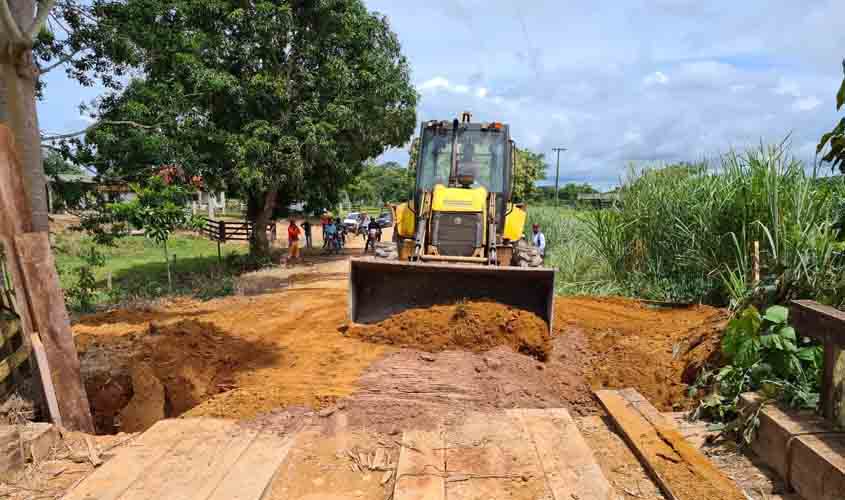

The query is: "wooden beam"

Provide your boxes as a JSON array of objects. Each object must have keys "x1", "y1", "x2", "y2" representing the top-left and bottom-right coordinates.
[
  {"x1": 596, "y1": 388, "x2": 746, "y2": 500},
  {"x1": 790, "y1": 300, "x2": 845, "y2": 424},
  {"x1": 15, "y1": 233, "x2": 93, "y2": 432}
]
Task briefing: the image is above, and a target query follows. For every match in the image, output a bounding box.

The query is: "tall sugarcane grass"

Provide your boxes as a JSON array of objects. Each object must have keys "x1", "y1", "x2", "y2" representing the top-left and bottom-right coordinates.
[{"x1": 580, "y1": 142, "x2": 845, "y2": 306}]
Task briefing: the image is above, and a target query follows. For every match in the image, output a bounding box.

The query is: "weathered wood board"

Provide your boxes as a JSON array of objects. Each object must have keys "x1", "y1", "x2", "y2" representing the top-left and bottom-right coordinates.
[
  {"x1": 63, "y1": 418, "x2": 295, "y2": 500},
  {"x1": 394, "y1": 408, "x2": 612, "y2": 500},
  {"x1": 596, "y1": 388, "x2": 746, "y2": 500}
]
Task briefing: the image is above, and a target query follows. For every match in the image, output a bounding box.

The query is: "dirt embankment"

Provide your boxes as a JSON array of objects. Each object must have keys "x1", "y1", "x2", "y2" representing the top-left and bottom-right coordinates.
[
  {"x1": 555, "y1": 296, "x2": 728, "y2": 411},
  {"x1": 74, "y1": 274, "x2": 727, "y2": 434},
  {"x1": 346, "y1": 301, "x2": 551, "y2": 361}
]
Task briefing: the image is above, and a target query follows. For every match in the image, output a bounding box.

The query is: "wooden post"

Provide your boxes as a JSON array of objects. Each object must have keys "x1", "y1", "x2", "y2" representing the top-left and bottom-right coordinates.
[
  {"x1": 16, "y1": 233, "x2": 94, "y2": 432},
  {"x1": 752, "y1": 240, "x2": 760, "y2": 285},
  {"x1": 0, "y1": 126, "x2": 93, "y2": 432},
  {"x1": 791, "y1": 300, "x2": 845, "y2": 426}
]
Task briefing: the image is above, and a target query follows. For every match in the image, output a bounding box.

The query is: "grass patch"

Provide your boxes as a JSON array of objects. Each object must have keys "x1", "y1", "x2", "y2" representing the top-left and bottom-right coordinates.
[{"x1": 54, "y1": 232, "x2": 254, "y2": 310}]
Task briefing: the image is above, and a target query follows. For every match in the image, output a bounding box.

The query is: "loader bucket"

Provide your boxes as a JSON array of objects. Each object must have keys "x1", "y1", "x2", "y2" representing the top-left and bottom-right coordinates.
[{"x1": 349, "y1": 258, "x2": 556, "y2": 332}]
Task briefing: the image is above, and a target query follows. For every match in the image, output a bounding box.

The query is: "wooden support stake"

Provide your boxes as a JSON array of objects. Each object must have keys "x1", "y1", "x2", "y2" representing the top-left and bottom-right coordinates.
[
  {"x1": 31, "y1": 334, "x2": 61, "y2": 427},
  {"x1": 16, "y1": 233, "x2": 93, "y2": 432}
]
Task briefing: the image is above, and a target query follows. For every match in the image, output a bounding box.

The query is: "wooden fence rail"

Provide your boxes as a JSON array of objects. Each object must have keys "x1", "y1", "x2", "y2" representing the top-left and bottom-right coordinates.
[{"x1": 198, "y1": 218, "x2": 277, "y2": 259}]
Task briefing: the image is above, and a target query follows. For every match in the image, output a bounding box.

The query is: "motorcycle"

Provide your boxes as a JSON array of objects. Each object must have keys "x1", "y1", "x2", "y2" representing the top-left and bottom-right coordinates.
[{"x1": 364, "y1": 227, "x2": 381, "y2": 254}]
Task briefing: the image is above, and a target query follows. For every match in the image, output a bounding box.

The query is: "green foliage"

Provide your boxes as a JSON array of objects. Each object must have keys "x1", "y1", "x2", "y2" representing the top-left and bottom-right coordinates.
[
  {"x1": 513, "y1": 148, "x2": 546, "y2": 202},
  {"x1": 530, "y1": 183, "x2": 598, "y2": 204},
  {"x1": 583, "y1": 142, "x2": 845, "y2": 305},
  {"x1": 527, "y1": 207, "x2": 620, "y2": 296},
  {"x1": 64, "y1": 246, "x2": 106, "y2": 313},
  {"x1": 692, "y1": 305, "x2": 822, "y2": 436},
  {"x1": 71, "y1": 0, "x2": 417, "y2": 257},
  {"x1": 818, "y1": 60, "x2": 845, "y2": 173},
  {"x1": 344, "y1": 162, "x2": 414, "y2": 206},
  {"x1": 55, "y1": 232, "x2": 252, "y2": 308}
]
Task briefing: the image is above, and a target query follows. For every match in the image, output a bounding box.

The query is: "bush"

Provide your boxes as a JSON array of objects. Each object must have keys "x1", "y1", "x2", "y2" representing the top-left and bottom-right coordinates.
[
  {"x1": 582, "y1": 143, "x2": 845, "y2": 306},
  {"x1": 691, "y1": 305, "x2": 822, "y2": 439}
]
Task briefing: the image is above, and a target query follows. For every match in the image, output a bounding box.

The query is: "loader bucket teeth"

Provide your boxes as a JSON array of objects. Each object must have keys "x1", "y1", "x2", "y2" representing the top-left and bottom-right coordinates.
[{"x1": 349, "y1": 258, "x2": 555, "y2": 332}]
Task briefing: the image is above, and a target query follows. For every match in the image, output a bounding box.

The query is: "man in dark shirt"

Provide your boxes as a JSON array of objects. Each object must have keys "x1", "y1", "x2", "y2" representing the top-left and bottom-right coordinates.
[{"x1": 302, "y1": 220, "x2": 312, "y2": 248}]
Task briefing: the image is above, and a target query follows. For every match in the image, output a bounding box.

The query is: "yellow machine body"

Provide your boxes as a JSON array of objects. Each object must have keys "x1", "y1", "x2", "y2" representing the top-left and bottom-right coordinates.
[{"x1": 351, "y1": 116, "x2": 555, "y2": 331}]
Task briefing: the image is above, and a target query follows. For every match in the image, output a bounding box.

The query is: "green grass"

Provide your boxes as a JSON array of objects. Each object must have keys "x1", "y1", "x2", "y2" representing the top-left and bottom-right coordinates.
[
  {"x1": 526, "y1": 206, "x2": 620, "y2": 296},
  {"x1": 54, "y1": 232, "x2": 252, "y2": 310}
]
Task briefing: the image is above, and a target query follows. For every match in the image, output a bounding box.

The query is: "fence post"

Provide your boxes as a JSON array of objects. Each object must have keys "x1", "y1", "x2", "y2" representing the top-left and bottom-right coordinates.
[{"x1": 217, "y1": 220, "x2": 225, "y2": 263}]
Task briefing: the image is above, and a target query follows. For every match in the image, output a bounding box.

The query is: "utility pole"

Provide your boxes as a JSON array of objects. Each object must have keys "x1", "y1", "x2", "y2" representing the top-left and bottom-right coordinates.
[{"x1": 552, "y1": 147, "x2": 567, "y2": 206}]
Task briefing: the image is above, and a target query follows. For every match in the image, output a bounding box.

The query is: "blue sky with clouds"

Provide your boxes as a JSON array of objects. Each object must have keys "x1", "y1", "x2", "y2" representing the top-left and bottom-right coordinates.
[{"x1": 38, "y1": 0, "x2": 845, "y2": 190}]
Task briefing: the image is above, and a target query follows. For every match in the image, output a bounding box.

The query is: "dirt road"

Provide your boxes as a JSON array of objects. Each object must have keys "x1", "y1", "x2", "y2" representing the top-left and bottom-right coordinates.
[{"x1": 70, "y1": 248, "x2": 783, "y2": 499}]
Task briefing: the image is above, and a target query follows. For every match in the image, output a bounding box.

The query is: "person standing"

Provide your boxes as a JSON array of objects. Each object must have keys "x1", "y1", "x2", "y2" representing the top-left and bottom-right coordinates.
[
  {"x1": 532, "y1": 223, "x2": 546, "y2": 260},
  {"x1": 302, "y1": 220, "x2": 312, "y2": 249},
  {"x1": 287, "y1": 219, "x2": 302, "y2": 266}
]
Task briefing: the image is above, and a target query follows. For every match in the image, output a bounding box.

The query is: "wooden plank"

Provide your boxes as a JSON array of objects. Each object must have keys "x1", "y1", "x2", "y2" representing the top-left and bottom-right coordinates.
[
  {"x1": 63, "y1": 419, "x2": 198, "y2": 500},
  {"x1": 596, "y1": 389, "x2": 746, "y2": 500},
  {"x1": 393, "y1": 429, "x2": 445, "y2": 500},
  {"x1": 0, "y1": 126, "x2": 34, "y2": 347},
  {"x1": 791, "y1": 300, "x2": 845, "y2": 345},
  {"x1": 15, "y1": 232, "x2": 94, "y2": 432},
  {"x1": 119, "y1": 419, "x2": 250, "y2": 500},
  {"x1": 446, "y1": 411, "x2": 551, "y2": 500},
  {"x1": 31, "y1": 334, "x2": 61, "y2": 427},
  {"x1": 66, "y1": 419, "x2": 296, "y2": 500},
  {"x1": 206, "y1": 429, "x2": 295, "y2": 500},
  {"x1": 510, "y1": 408, "x2": 613, "y2": 500}
]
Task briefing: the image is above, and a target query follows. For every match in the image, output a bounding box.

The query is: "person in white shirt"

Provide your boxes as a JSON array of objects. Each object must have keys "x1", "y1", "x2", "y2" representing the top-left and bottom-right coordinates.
[{"x1": 532, "y1": 223, "x2": 546, "y2": 259}]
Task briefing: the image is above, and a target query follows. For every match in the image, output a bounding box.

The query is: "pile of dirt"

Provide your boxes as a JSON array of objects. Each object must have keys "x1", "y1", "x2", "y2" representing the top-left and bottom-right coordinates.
[
  {"x1": 346, "y1": 301, "x2": 551, "y2": 361},
  {"x1": 555, "y1": 296, "x2": 728, "y2": 411}
]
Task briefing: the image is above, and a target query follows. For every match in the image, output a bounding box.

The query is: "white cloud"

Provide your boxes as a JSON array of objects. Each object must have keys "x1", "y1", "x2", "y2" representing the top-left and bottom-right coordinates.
[
  {"x1": 643, "y1": 71, "x2": 669, "y2": 86},
  {"x1": 774, "y1": 78, "x2": 801, "y2": 97},
  {"x1": 792, "y1": 95, "x2": 822, "y2": 112},
  {"x1": 418, "y1": 76, "x2": 450, "y2": 92},
  {"x1": 453, "y1": 84, "x2": 470, "y2": 94},
  {"x1": 476, "y1": 87, "x2": 488, "y2": 98},
  {"x1": 623, "y1": 130, "x2": 643, "y2": 145}
]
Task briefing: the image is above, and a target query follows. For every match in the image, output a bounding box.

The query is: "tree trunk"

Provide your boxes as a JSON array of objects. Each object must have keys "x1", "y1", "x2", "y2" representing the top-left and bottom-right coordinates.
[
  {"x1": 248, "y1": 189, "x2": 277, "y2": 258},
  {"x1": 1, "y1": 0, "x2": 49, "y2": 232}
]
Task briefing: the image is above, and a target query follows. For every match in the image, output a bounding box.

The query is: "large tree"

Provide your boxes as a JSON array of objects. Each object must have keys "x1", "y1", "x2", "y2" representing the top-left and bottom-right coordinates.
[
  {"x1": 1, "y1": 0, "x2": 138, "y2": 230},
  {"x1": 78, "y1": 0, "x2": 417, "y2": 256}
]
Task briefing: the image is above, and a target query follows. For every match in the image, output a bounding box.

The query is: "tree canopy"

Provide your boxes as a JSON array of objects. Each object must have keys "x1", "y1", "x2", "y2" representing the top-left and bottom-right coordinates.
[
  {"x1": 344, "y1": 161, "x2": 414, "y2": 206},
  {"x1": 72, "y1": 0, "x2": 417, "y2": 255}
]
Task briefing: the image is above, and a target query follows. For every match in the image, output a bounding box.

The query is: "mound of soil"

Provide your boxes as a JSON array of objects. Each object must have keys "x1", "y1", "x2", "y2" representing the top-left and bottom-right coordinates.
[
  {"x1": 555, "y1": 296, "x2": 728, "y2": 411},
  {"x1": 346, "y1": 301, "x2": 551, "y2": 361}
]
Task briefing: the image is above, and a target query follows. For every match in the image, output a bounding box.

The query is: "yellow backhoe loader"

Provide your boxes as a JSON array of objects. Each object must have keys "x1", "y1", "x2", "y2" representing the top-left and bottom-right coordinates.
[{"x1": 349, "y1": 113, "x2": 555, "y2": 330}]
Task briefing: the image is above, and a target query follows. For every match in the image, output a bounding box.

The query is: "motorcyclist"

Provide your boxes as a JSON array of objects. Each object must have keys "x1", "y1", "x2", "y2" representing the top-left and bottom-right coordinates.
[{"x1": 365, "y1": 217, "x2": 381, "y2": 253}]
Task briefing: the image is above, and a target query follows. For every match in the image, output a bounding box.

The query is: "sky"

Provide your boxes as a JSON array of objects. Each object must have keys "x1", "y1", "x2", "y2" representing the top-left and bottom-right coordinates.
[{"x1": 38, "y1": 0, "x2": 845, "y2": 191}]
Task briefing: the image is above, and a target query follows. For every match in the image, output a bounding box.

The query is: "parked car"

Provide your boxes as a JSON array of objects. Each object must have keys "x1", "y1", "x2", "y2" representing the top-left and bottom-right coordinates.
[
  {"x1": 343, "y1": 212, "x2": 365, "y2": 232},
  {"x1": 376, "y1": 211, "x2": 393, "y2": 228}
]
